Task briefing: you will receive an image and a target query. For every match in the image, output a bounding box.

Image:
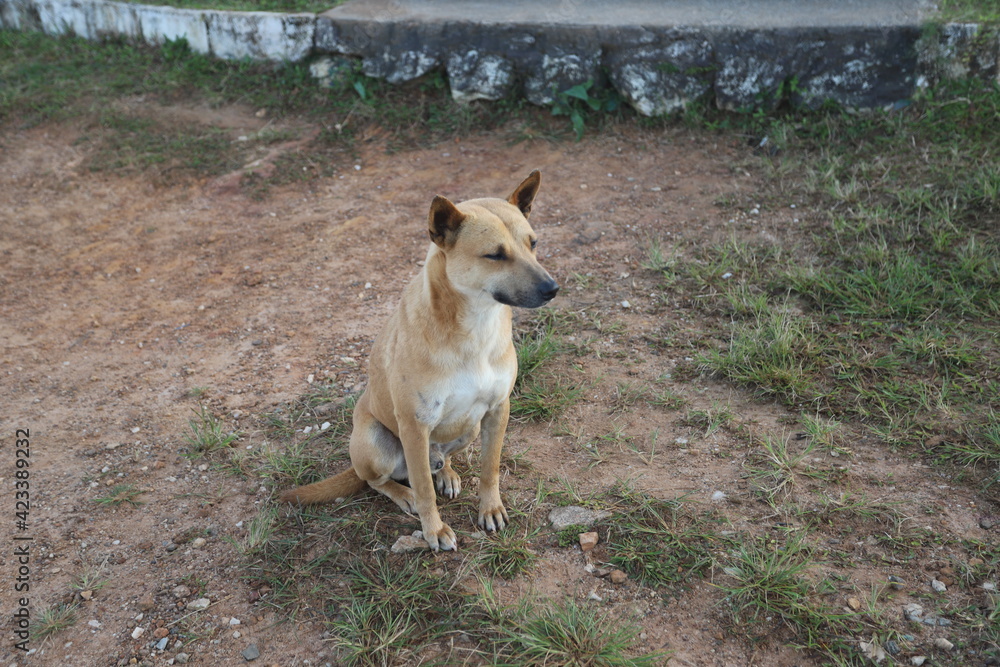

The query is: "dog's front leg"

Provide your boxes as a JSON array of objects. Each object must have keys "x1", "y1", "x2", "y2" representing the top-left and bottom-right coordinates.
[
  {"x1": 398, "y1": 419, "x2": 457, "y2": 551},
  {"x1": 478, "y1": 398, "x2": 510, "y2": 532}
]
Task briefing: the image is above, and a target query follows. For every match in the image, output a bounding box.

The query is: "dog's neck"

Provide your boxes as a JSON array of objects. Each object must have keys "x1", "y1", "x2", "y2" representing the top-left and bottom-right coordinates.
[{"x1": 421, "y1": 245, "x2": 510, "y2": 345}]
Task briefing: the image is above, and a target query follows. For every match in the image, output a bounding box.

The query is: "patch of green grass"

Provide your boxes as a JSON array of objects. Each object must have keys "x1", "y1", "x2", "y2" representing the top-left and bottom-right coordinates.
[
  {"x1": 478, "y1": 528, "x2": 539, "y2": 579},
  {"x1": 497, "y1": 597, "x2": 666, "y2": 667},
  {"x1": 511, "y1": 375, "x2": 584, "y2": 421},
  {"x1": 553, "y1": 525, "x2": 590, "y2": 548},
  {"x1": 937, "y1": 0, "x2": 1000, "y2": 22},
  {"x1": 80, "y1": 110, "x2": 243, "y2": 179},
  {"x1": 70, "y1": 564, "x2": 110, "y2": 593},
  {"x1": 30, "y1": 603, "x2": 78, "y2": 642},
  {"x1": 601, "y1": 481, "x2": 722, "y2": 588},
  {"x1": 699, "y1": 309, "x2": 822, "y2": 405},
  {"x1": 745, "y1": 434, "x2": 842, "y2": 505},
  {"x1": 93, "y1": 483, "x2": 145, "y2": 507},
  {"x1": 325, "y1": 556, "x2": 468, "y2": 666},
  {"x1": 184, "y1": 406, "x2": 240, "y2": 457},
  {"x1": 929, "y1": 412, "x2": 1000, "y2": 487},
  {"x1": 671, "y1": 78, "x2": 1000, "y2": 444},
  {"x1": 717, "y1": 534, "x2": 856, "y2": 658},
  {"x1": 681, "y1": 402, "x2": 736, "y2": 437}
]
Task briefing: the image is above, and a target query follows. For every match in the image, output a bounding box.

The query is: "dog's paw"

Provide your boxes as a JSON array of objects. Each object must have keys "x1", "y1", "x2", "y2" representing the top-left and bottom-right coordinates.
[
  {"x1": 435, "y1": 468, "x2": 462, "y2": 499},
  {"x1": 392, "y1": 489, "x2": 418, "y2": 515},
  {"x1": 422, "y1": 522, "x2": 457, "y2": 551},
  {"x1": 477, "y1": 502, "x2": 509, "y2": 532}
]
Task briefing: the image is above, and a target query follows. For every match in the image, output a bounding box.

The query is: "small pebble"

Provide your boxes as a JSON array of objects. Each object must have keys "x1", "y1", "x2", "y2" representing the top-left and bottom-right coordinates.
[
  {"x1": 155, "y1": 637, "x2": 168, "y2": 651},
  {"x1": 933, "y1": 637, "x2": 954, "y2": 651},
  {"x1": 186, "y1": 598, "x2": 211, "y2": 611},
  {"x1": 131, "y1": 627, "x2": 145, "y2": 640},
  {"x1": 242, "y1": 643, "x2": 261, "y2": 661},
  {"x1": 711, "y1": 491, "x2": 726, "y2": 501},
  {"x1": 88, "y1": 620, "x2": 101, "y2": 628},
  {"x1": 579, "y1": 532, "x2": 599, "y2": 552},
  {"x1": 931, "y1": 578, "x2": 947, "y2": 592},
  {"x1": 192, "y1": 537, "x2": 207, "y2": 548},
  {"x1": 172, "y1": 585, "x2": 191, "y2": 599},
  {"x1": 911, "y1": 657, "x2": 927, "y2": 666}
]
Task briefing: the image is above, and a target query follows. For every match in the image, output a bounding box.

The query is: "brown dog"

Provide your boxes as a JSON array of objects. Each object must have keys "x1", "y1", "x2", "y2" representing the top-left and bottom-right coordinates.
[{"x1": 280, "y1": 171, "x2": 558, "y2": 550}]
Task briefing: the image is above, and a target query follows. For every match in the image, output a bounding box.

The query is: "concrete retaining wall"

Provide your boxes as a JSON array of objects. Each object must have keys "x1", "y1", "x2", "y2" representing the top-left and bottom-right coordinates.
[
  {"x1": 0, "y1": 0, "x2": 314, "y2": 61},
  {"x1": 1, "y1": 0, "x2": 997, "y2": 114}
]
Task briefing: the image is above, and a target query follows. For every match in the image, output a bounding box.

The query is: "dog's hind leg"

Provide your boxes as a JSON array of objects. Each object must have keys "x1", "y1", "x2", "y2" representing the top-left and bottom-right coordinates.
[
  {"x1": 350, "y1": 406, "x2": 419, "y2": 513},
  {"x1": 367, "y1": 477, "x2": 417, "y2": 514}
]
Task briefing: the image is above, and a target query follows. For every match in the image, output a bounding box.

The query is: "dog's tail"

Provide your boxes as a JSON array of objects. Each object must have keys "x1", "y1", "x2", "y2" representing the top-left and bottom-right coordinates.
[{"x1": 279, "y1": 467, "x2": 367, "y2": 505}]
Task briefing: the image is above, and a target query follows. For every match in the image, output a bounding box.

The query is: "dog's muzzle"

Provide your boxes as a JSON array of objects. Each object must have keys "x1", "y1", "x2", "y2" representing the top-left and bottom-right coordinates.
[{"x1": 493, "y1": 278, "x2": 560, "y2": 309}]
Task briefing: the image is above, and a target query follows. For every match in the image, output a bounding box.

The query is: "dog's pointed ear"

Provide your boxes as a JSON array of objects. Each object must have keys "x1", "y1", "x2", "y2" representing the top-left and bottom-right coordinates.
[
  {"x1": 507, "y1": 170, "x2": 541, "y2": 217},
  {"x1": 428, "y1": 195, "x2": 466, "y2": 248}
]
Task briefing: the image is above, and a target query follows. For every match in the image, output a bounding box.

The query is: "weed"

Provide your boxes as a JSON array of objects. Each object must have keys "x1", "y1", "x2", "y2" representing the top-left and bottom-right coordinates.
[
  {"x1": 628, "y1": 429, "x2": 660, "y2": 466},
  {"x1": 550, "y1": 79, "x2": 622, "y2": 140},
  {"x1": 930, "y1": 412, "x2": 1000, "y2": 486},
  {"x1": 648, "y1": 386, "x2": 686, "y2": 410},
  {"x1": 718, "y1": 534, "x2": 855, "y2": 657},
  {"x1": 511, "y1": 376, "x2": 583, "y2": 421},
  {"x1": 699, "y1": 309, "x2": 821, "y2": 405},
  {"x1": 681, "y1": 402, "x2": 735, "y2": 437},
  {"x1": 70, "y1": 563, "x2": 110, "y2": 593},
  {"x1": 238, "y1": 505, "x2": 279, "y2": 556},
  {"x1": 601, "y1": 481, "x2": 721, "y2": 588},
  {"x1": 745, "y1": 434, "x2": 840, "y2": 505},
  {"x1": 478, "y1": 528, "x2": 538, "y2": 579},
  {"x1": 609, "y1": 382, "x2": 649, "y2": 414},
  {"x1": 499, "y1": 597, "x2": 667, "y2": 666},
  {"x1": 325, "y1": 557, "x2": 466, "y2": 666},
  {"x1": 184, "y1": 406, "x2": 240, "y2": 457},
  {"x1": 30, "y1": 603, "x2": 78, "y2": 642},
  {"x1": 554, "y1": 525, "x2": 590, "y2": 548},
  {"x1": 93, "y1": 484, "x2": 145, "y2": 507}
]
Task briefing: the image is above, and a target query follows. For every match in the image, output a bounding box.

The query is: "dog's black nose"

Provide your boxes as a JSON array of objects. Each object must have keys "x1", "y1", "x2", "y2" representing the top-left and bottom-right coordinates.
[{"x1": 539, "y1": 279, "x2": 560, "y2": 302}]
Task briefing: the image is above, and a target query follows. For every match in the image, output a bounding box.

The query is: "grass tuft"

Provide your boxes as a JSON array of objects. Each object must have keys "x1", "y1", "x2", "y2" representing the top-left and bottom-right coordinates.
[{"x1": 184, "y1": 405, "x2": 240, "y2": 457}]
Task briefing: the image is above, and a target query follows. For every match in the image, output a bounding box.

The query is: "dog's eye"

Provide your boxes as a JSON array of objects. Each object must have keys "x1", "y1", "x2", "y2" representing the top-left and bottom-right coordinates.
[
  {"x1": 530, "y1": 238, "x2": 538, "y2": 250},
  {"x1": 483, "y1": 249, "x2": 507, "y2": 261}
]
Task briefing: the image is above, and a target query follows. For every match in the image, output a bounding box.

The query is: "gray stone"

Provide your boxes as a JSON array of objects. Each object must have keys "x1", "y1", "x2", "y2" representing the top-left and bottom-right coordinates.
[
  {"x1": 524, "y1": 50, "x2": 602, "y2": 106},
  {"x1": 903, "y1": 602, "x2": 924, "y2": 622},
  {"x1": 174, "y1": 654, "x2": 190, "y2": 665},
  {"x1": 713, "y1": 27, "x2": 920, "y2": 111},
  {"x1": 447, "y1": 50, "x2": 516, "y2": 103},
  {"x1": 548, "y1": 506, "x2": 612, "y2": 530},
  {"x1": 242, "y1": 643, "x2": 260, "y2": 661},
  {"x1": 391, "y1": 533, "x2": 429, "y2": 553},
  {"x1": 918, "y1": 23, "x2": 999, "y2": 84},
  {"x1": 607, "y1": 37, "x2": 714, "y2": 115},
  {"x1": 186, "y1": 597, "x2": 211, "y2": 611}
]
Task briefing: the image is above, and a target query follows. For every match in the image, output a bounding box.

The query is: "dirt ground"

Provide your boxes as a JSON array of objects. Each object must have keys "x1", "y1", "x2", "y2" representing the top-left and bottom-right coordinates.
[{"x1": 1, "y1": 105, "x2": 996, "y2": 667}]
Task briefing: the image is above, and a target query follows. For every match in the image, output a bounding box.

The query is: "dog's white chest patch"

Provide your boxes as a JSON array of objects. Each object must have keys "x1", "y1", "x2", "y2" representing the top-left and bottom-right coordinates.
[{"x1": 421, "y1": 360, "x2": 512, "y2": 429}]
